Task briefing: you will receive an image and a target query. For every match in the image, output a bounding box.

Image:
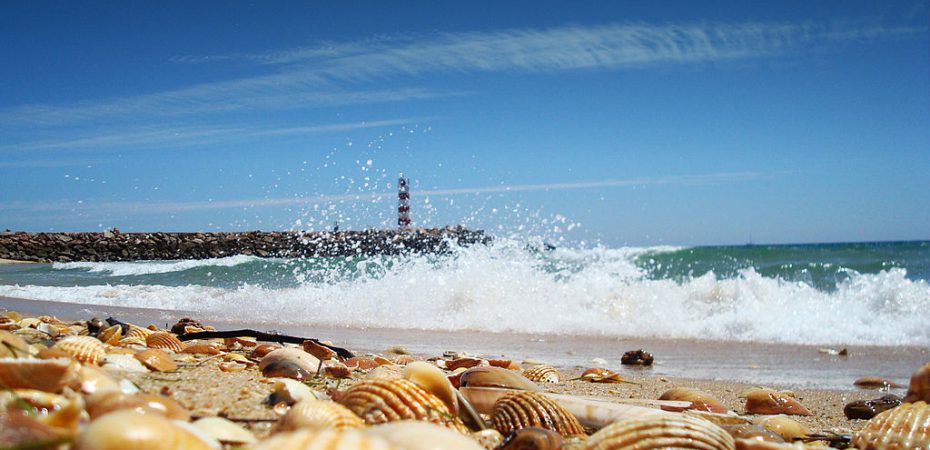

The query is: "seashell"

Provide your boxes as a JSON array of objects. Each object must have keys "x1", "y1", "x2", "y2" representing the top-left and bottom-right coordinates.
[
  {"x1": 1, "y1": 310, "x2": 23, "y2": 322},
  {"x1": 267, "y1": 378, "x2": 327, "y2": 406},
  {"x1": 366, "y1": 364, "x2": 405, "y2": 379},
  {"x1": 0, "y1": 411, "x2": 66, "y2": 448},
  {"x1": 722, "y1": 424, "x2": 784, "y2": 442},
  {"x1": 219, "y1": 361, "x2": 246, "y2": 372},
  {"x1": 259, "y1": 348, "x2": 321, "y2": 380},
  {"x1": 620, "y1": 349, "x2": 654, "y2": 366},
  {"x1": 146, "y1": 332, "x2": 185, "y2": 352},
  {"x1": 473, "y1": 429, "x2": 505, "y2": 450},
  {"x1": 491, "y1": 390, "x2": 585, "y2": 436},
  {"x1": 385, "y1": 345, "x2": 409, "y2": 355},
  {"x1": 459, "y1": 366, "x2": 540, "y2": 391},
  {"x1": 733, "y1": 439, "x2": 807, "y2": 450},
  {"x1": 404, "y1": 361, "x2": 459, "y2": 415},
  {"x1": 77, "y1": 364, "x2": 123, "y2": 394},
  {"x1": 346, "y1": 356, "x2": 390, "y2": 370},
  {"x1": 277, "y1": 399, "x2": 366, "y2": 431},
  {"x1": 904, "y1": 362, "x2": 930, "y2": 403},
  {"x1": 250, "y1": 343, "x2": 282, "y2": 360},
  {"x1": 134, "y1": 348, "x2": 178, "y2": 372},
  {"x1": 19, "y1": 317, "x2": 42, "y2": 328},
  {"x1": 488, "y1": 359, "x2": 521, "y2": 371},
  {"x1": 249, "y1": 428, "x2": 397, "y2": 450},
  {"x1": 851, "y1": 400, "x2": 930, "y2": 449},
  {"x1": 339, "y1": 377, "x2": 468, "y2": 432},
  {"x1": 844, "y1": 394, "x2": 902, "y2": 420},
  {"x1": 302, "y1": 339, "x2": 338, "y2": 361},
  {"x1": 854, "y1": 376, "x2": 905, "y2": 390},
  {"x1": 659, "y1": 387, "x2": 729, "y2": 414},
  {"x1": 181, "y1": 343, "x2": 221, "y2": 355},
  {"x1": 0, "y1": 329, "x2": 32, "y2": 358},
  {"x1": 498, "y1": 427, "x2": 563, "y2": 450},
  {"x1": 744, "y1": 389, "x2": 812, "y2": 416},
  {"x1": 38, "y1": 393, "x2": 86, "y2": 431},
  {"x1": 75, "y1": 410, "x2": 216, "y2": 450},
  {"x1": 84, "y1": 390, "x2": 191, "y2": 420},
  {"x1": 753, "y1": 415, "x2": 810, "y2": 441},
  {"x1": 118, "y1": 335, "x2": 148, "y2": 348},
  {"x1": 51, "y1": 335, "x2": 106, "y2": 365},
  {"x1": 447, "y1": 357, "x2": 488, "y2": 371},
  {"x1": 583, "y1": 414, "x2": 735, "y2": 450},
  {"x1": 523, "y1": 365, "x2": 560, "y2": 383},
  {"x1": 103, "y1": 353, "x2": 150, "y2": 372},
  {"x1": 0, "y1": 357, "x2": 78, "y2": 392},
  {"x1": 36, "y1": 322, "x2": 60, "y2": 338},
  {"x1": 126, "y1": 323, "x2": 154, "y2": 340},
  {"x1": 323, "y1": 360, "x2": 353, "y2": 379},
  {"x1": 366, "y1": 420, "x2": 488, "y2": 450},
  {"x1": 392, "y1": 354, "x2": 416, "y2": 365},
  {"x1": 0, "y1": 388, "x2": 69, "y2": 414},
  {"x1": 98, "y1": 324, "x2": 123, "y2": 345},
  {"x1": 192, "y1": 416, "x2": 257, "y2": 446},
  {"x1": 579, "y1": 368, "x2": 634, "y2": 384},
  {"x1": 170, "y1": 317, "x2": 204, "y2": 335},
  {"x1": 223, "y1": 336, "x2": 257, "y2": 349}
]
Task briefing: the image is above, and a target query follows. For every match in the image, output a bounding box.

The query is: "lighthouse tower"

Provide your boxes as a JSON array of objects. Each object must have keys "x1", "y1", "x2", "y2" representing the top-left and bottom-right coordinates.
[{"x1": 397, "y1": 174, "x2": 411, "y2": 229}]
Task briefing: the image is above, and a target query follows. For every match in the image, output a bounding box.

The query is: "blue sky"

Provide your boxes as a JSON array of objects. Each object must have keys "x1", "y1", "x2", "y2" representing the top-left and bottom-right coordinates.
[{"x1": 1, "y1": 1, "x2": 928, "y2": 246}]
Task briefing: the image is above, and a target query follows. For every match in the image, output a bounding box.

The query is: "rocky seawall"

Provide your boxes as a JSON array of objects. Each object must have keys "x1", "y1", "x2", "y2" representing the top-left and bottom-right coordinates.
[{"x1": 0, "y1": 227, "x2": 489, "y2": 262}]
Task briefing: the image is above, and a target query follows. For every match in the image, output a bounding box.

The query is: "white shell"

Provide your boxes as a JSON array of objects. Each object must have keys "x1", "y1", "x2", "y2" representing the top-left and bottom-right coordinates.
[
  {"x1": 193, "y1": 416, "x2": 257, "y2": 445},
  {"x1": 366, "y1": 421, "x2": 487, "y2": 450}
]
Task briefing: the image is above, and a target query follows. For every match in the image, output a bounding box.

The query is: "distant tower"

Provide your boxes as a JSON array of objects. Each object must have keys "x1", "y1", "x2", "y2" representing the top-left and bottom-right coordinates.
[{"x1": 397, "y1": 173, "x2": 411, "y2": 229}]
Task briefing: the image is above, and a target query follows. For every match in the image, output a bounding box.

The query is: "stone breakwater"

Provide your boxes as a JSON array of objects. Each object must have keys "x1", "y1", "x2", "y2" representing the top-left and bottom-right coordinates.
[{"x1": 0, "y1": 227, "x2": 489, "y2": 262}]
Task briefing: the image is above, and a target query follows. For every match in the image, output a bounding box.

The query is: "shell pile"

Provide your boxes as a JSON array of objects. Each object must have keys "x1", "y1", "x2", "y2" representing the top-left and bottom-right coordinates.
[{"x1": 1, "y1": 309, "x2": 927, "y2": 450}]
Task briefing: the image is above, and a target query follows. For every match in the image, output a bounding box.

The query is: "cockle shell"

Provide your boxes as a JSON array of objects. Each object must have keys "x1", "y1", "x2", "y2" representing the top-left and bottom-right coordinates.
[
  {"x1": 491, "y1": 390, "x2": 585, "y2": 436},
  {"x1": 744, "y1": 389, "x2": 812, "y2": 416},
  {"x1": 904, "y1": 362, "x2": 930, "y2": 403},
  {"x1": 752, "y1": 415, "x2": 810, "y2": 441},
  {"x1": 134, "y1": 348, "x2": 178, "y2": 372},
  {"x1": 98, "y1": 324, "x2": 123, "y2": 345},
  {"x1": 523, "y1": 365, "x2": 560, "y2": 383},
  {"x1": 851, "y1": 401, "x2": 930, "y2": 449},
  {"x1": 75, "y1": 410, "x2": 217, "y2": 450},
  {"x1": 583, "y1": 414, "x2": 736, "y2": 450},
  {"x1": 458, "y1": 366, "x2": 540, "y2": 391},
  {"x1": 659, "y1": 387, "x2": 729, "y2": 414},
  {"x1": 259, "y1": 348, "x2": 321, "y2": 380},
  {"x1": 249, "y1": 429, "x2": 397, "y2": 450},
  {"x1": 84, "y1": 390, "x2": 191, "y2": 421},
  {"x1": 277, "y1": 399, "x2": 366, "y2": 431},
  {"x1": 0, "y1": 329, "x2": 32, "y2": 358},
  {"x1": 0, "y1": 357, "x2": 78, "y2": 392},
  {"x1": 338, "y1": 378, "x2": 468, "y2": 432},
  {"x1": 193, "y1": 416, "x2": 257, "y2": 446},
  {"x1": 126, "y1": 324, "x2": 154, "y2": 340},
  {"x1": 51, "y1": 335, "x2": 106, "y2": 365},
  {"x1": 366, "y1": 421, "x2": 488, "y2": 450},
  {"x1": 146, "y1": 332, "x2": 185, "y2": 352}
]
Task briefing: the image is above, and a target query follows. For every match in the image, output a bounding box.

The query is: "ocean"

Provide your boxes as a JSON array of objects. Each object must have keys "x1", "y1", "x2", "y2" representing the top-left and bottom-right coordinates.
[{"x1": 2, "y1": 239, "x2": 928, "y2": 388}]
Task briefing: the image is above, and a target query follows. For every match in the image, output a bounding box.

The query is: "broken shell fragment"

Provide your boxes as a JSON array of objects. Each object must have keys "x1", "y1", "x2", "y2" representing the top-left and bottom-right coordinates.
[
  {"x1": 98, "y1": 324, "x2": 123, "y2": 345},
  {"x1": 339, "y1": 377, "x2": 468, "y2": 432},
  {"x1": 854, "y1": 376, "x2": 905, "y2": 390},
  {"x1": 0, "y1": 357, "x2": 78, "y2": 392},
  {"x1": 181, "y1": 343, "x2": 221, "y2": 355},
  {"x1": 277, "y1": 399, "x2": 366, "y2": 431},
  {"x1": 51, "y1": 335, "x2": 106, "y2": 365},
  {"x1": 851, "y1": 400, "x2": 930, "y2": 449},
  {"x1": 659, "y1": 387, "x2": 729, "y2": 414},
  {"x1": 146, "y1": 332, "x2": 185, "y2": 353},
  {"x1": 844, "y1": 394, "x2": 902, "y2": 420},
  {"x1": 75, "y1": 410, "x2": 216, "y2": 450},
  {"x1": 491, "y1": 390, "x2": 585, "y2": 436},
  {"x1": 904, "y1": 362, "x2": 930, "y2": 403},
  {"x1": 302, "y1": 339, "x2": 338, "y2": 361},
  {"x1": 583, "y1": 414, "x2": 735, "y2": 450},
  {"x1": 134, "y1": 348, "x2": 178, "y2": 372},
  {"x1": 259, "y1": 348, "x2": 321, "y2": 380},
  {"x1": 744, "y1": 389, "x2": 812, "y2": 416},
  {"x1": 523, "y1": 365, "x2": 560, "y2": 383}
]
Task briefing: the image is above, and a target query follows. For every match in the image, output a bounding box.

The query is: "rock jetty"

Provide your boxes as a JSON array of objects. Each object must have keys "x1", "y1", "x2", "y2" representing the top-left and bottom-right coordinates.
[{"x1": 0, "y1": 227, "x2": 489, "y2": 262}]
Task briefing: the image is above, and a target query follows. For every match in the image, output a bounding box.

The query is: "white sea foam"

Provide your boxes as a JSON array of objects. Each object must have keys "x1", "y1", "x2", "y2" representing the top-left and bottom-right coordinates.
[
  {"x1": 52, "y1": 255, "x2": 260, "y2": 276},
  {"x1": 6, "y1": 241, "x2": 929, "y2": 346}
]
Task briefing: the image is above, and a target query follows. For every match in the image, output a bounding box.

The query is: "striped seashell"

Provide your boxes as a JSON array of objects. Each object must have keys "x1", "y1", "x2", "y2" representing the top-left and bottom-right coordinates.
[
  {"x1": 277, "y1": 399, "x2": 365, "y2": 431},
  {"x1": 51, "y1": 335, "x2": 106, "y2": 365},
  {"x1": 339, "y1": 378, "x2": 469, "y2": 432},
  {"x1": 583, "y1": 414, "x2": 736, "y2": 450},
  {"x1": 851, "y1": 401, "x2": 930, "y2": 450},
  {"x1": 75, "y1": 410, "x2": 215, "y2": 450},
  {"x1": 126, "y1": 324, "x2": 154, "y2": 339},
  {"x1": 523, "y1": 365, "x2": 560, "y2": 383},
  {"x1": 98, "y1": 324, "x2": 123, "y2": 345},
  {"x1": 118, "y1": 335, "x2": 147, "y2": 348},
  {"x1": 659, "y1": 387, "x2": 729, "y2": 414},
  {"x1": 146, "y1": 332, "x2": 185, "y2": 353},
  {"x1": 904, "y1": 362, "x2": 930, "y2": 403},
  {"x1": 491, "y1": 391, "x2": 585, "y2": 436},
  {"x1": 250, "y1": 429, "x2": 397, "y2": 450}
]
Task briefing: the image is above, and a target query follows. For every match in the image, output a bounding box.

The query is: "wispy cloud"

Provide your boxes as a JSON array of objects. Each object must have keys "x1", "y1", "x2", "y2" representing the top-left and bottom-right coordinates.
[
  {"x1": 0, "y1": 172, "x2": 771, "y2": 215},
  {"x1": 1, "y1": 20, "x2": 919, "y2": 127}
]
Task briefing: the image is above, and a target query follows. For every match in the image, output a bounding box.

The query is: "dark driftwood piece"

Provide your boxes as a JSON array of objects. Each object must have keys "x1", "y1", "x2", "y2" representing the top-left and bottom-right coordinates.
[{"x1": 177, "y1": 329, "x2": 355, "y2": 359}]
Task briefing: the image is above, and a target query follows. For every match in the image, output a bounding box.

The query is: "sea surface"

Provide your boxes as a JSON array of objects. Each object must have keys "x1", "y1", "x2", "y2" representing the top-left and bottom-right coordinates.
[{"x1": 2, "y1": 239, "x2": 928, "y2": 388}]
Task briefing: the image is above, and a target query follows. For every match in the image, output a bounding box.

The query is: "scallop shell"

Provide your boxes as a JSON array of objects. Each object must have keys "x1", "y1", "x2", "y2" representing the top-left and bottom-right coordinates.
[
  {"x1": 366, "y1": 421, "x2": 488, "y2": 450},
  {"x1": 98, "y1": 324, "x2": 123, "y2": 345},
  {"x1": 146, "y1": 332, "x2": 185, "y2": 352},
  {"x1": 583, "y1": 414, "x2": 736, "y2": 450},
  {"x1": 523, "y1": 365, "x2": 560, "y2": 383},
  {"x1": 0, "y1": 357, "x2": 78, "y2": 392},
  {"x1": 134, "y1": 348, "x2": 178, "y2": 372},
  {"x1": 277, "y1": 399, "x2": 366, "y2": 431},
  {"x1": 904, "y1": 362, "x2": 930, "y2": 403},
  {"x1": 659, "y1": 387, "x2": 729, "y2": 414},
  {"x1": 126, "y1": 324, "x2": 154, "y2": 340},
  {"x1": 744, "y1": 389, "x2": 812, "y2": 416},
  {"x1": 249, "y1": 429, "x2": 397, "y2": 450},
  {"x1": 51, "y1": 335, "x2": 106, "y2": 365},
  {"x1": 851, "y1": 401, "x2": 930, "y2": 449},
  {"x1": 75, "y1": 410, "x2": 216, "y2": 450},
  {"x1": 491, "y1": 390, "x2": 585, "y2": 436},
  {"x1": 260, "y1": 347, "x2": 321, "y2": 380},
  {"x1": 338, "y1": 377, "x2": 468, "y2": 432},
  {"x1": 193, "y1": 416, "x2": 257, "y2": 446}
]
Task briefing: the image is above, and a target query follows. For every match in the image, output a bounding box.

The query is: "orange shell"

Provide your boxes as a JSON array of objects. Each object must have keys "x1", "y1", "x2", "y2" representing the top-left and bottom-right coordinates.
[
  {"x1": 523, "y1": 365, "x2": 560, "y2": 383},
  {"x1": 249, "y1": 429, "x2": 396, "y2": 450},
  {"x1": 75, "y1": 410, "x2": 213, "y2": 450},
  {"x1": 584, "y1": 414, "x2": 735, "y2": 450},
  {"x1": 277, "y1": 400, "x2": 365, "y2": 431},
  {"x1": 744, "y1": 389, "x2": 812, "y2": 416},
  {"x1": 904, "y1": 363, "x2": 930, "y2": 403},
  {"x1": 146, "y1": 332, "x2": 184, "y2": 353},
  {"x1": 659, "y1": 387, "x2": 729, "y2": 414},
  {"x1": 97, "y1": 325, "x2": 123, "y2": 345},
  {"x1": 339, "y1": 378, "x2": 468, "y2": 432},
  {"x1": 491, "y1": 391, "x2": 585, "y2": 436},
  {"x1": 0, "y1": 357, "x2": 78, "y2": 392},
  {"x1": 181, "y1": 343, "x2": 221, "y2": 355},
  {"x1": 134, "y1": 348, "x2": 178, "y2": 372},
  {"x1": 52, "y1": 335, "x2": 106, "y2": 365},
  {"x1": 851, "y1": 401, "x2": 930, "y2": 450}
]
